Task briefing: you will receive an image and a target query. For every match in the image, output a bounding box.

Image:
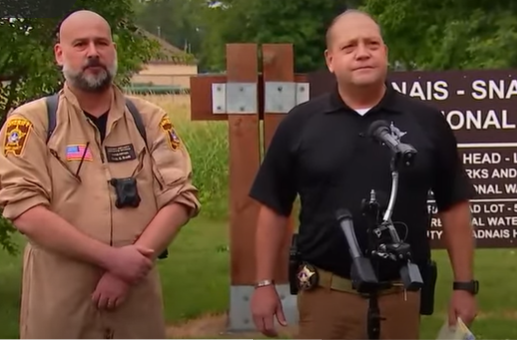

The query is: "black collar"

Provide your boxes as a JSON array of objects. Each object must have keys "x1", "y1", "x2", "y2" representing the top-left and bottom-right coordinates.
[{"x1": 323, "y1": 83, "x2": 405, "y2": 116}]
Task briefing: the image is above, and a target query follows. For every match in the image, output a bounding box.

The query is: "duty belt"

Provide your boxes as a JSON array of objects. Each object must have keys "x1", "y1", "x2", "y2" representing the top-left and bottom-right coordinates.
[{"x1": 297, "y1": 263, "x2": 405, "y2": 296}]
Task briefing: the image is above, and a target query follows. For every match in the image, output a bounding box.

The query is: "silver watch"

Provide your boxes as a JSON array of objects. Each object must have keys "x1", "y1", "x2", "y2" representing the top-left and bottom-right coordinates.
[{"x1": 255, "y1": 279, "x2": 274, "y2": 288}]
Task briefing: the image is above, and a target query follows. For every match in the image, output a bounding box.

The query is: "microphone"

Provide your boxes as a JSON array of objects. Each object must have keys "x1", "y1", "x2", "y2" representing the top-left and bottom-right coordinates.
[
  {"x1": 336, "y1": 208, "x2": 378, "y2": 292},
  {"x1": 367, "y1": 120, "x2": 417, "y2": 167},
  {"x1": 336, "y1": 208, "x2": 363, "y2": 259}
]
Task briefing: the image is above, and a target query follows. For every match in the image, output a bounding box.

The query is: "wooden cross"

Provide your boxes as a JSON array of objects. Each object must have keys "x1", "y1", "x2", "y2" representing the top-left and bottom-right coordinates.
[{"x1": 189, "y1": 43, "x2": 309, "y2": 332}]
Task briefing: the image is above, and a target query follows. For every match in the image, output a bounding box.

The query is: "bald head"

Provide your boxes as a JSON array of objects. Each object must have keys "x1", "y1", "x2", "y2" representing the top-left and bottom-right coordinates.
[
  {"x1": 59, "y1": 10, "x2": 112, "y2": 43},
  {"x1": 54, "y1": 10, "x2": 117, "y2": 93},
  {"x1": 325, "y1": 10, "x2": 382, "y2": 49},
  {"x1": 323, "y1": 9, "x2": 388, "y2": 89}
]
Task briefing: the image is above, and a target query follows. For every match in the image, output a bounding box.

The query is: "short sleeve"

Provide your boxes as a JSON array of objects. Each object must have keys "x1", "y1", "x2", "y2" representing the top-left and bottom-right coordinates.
[
  {"x1": 249, "y1": 114, "x2": 298, "y2": 217},
  {"x1": 146, "y1": 110, "x2": 200, "y2": 216},
  {"x1": 0, "y1": 113, "x2": 52, "y2": 220},
  {"x1": 431, "y1": 112, "x2": 475, "y2": 212}
]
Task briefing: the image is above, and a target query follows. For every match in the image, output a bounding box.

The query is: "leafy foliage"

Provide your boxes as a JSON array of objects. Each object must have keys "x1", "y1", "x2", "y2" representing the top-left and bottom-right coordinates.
[
  {"x1": 0, "y1": 0, "x2": 160, "y2": 254},
  {"x1": 135, "y1": 0, "x2": 352, "y2": 72},
  {"x1": 0, "y1": 211, "x2": 17, "y2": 255},
  {"x1": 362, "y1": 0, "x2": 517, "y2": 70},
  {"x1": 194, "y1": 0, "x2": 350, "y2": 72},
  {"x1": 134, "y1": 0, "x2": 517, "y2": 73},
  {"x1": 134, "y1": 0, "x2": 203, "y2": 58}
]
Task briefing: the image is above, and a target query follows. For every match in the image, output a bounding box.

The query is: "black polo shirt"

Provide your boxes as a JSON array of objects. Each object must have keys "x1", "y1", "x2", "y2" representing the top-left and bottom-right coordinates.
[{"x1": 249, "y1": 85, "x2": 475, "y2": 281}]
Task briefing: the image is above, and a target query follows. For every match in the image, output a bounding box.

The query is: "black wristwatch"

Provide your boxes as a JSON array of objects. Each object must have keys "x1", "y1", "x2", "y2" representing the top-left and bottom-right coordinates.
[{"x1": 453, "y1": 280, "x2": 479, "y2": 295}]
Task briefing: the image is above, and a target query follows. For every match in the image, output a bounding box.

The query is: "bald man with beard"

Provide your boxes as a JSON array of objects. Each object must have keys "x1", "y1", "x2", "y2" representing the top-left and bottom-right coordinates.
[{"x1": 0, "y1": 10, "x2": 200, "y2": 338}]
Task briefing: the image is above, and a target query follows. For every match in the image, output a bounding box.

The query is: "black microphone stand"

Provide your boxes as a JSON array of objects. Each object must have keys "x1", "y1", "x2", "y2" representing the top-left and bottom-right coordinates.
[
  {"x1": 360, "y1": 153, "x2": 405, "y2": 340},
  {"x1": 337, "y1": 136, "x2": 423, "y2": 339},
  {"x1": 361, "y1": 190, "x2": 383, "y2": 340}
]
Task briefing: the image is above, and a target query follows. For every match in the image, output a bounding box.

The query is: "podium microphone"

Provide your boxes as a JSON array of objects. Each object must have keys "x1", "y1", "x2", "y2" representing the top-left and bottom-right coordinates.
[
  {"x1": 367, "y1": 120, "x2": 417, "y2": 167},
  {"x1": 336, "y1": 209, "x2": 378, "y2": 292}
]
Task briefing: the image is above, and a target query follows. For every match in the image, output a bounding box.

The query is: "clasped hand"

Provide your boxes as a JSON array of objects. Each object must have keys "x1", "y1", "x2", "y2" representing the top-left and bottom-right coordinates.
[{"x1": 91, "y1": 245, "x2": 154, "y2": 310}]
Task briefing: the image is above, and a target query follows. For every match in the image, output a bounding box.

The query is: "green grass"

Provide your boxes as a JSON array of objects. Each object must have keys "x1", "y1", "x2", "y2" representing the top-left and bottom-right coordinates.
[{"x1": 1, "y1": 95, "x2": 517, "y2": 338}]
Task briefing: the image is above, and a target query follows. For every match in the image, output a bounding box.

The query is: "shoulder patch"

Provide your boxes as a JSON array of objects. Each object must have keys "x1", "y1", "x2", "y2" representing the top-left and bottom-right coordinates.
[
  {"x1": 159, "y1": 115, "x2": 181, "y2": 150},
  {"x1": 3, "y1": 117, "x2": 33, "y2": 157}
]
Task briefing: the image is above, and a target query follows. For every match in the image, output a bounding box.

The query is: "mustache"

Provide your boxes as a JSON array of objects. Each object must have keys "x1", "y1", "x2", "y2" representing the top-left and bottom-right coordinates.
[{"x1": 83, "y1": 58, "x2": 107, "y2": 70}]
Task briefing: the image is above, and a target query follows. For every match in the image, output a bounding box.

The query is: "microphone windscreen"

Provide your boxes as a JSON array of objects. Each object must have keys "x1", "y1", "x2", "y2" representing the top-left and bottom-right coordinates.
[{"x1": 367, "y1": 120, "x2": 390, "y2": 137}]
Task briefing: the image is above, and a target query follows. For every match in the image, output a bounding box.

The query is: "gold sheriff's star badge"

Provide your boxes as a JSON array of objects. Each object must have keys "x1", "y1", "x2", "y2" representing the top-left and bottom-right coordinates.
[{"x1": 297, "y1": 265, "x2": 316, "y2": 290}]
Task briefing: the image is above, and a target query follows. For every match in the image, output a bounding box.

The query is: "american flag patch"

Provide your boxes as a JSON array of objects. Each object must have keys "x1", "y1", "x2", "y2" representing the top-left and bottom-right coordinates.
[{"x1": 66, "y1": 144, "x2": 92, "y2": 161}]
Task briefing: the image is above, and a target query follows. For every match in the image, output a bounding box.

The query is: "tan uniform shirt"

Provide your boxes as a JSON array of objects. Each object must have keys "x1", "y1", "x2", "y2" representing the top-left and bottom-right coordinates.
[{"x1": 0, "y1": 84, "x2": 200, "y2": 338}]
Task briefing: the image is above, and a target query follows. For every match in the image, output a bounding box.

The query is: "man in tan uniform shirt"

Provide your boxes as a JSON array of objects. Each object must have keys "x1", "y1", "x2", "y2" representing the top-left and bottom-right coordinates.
[{"x1": 0, "y1": 10, "x2": 200, "y2": 339}]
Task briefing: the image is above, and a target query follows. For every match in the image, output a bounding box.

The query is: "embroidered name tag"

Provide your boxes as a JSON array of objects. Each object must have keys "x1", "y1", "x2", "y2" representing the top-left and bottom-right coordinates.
[
  {"x1": 105, "y1": 144, "x2": 136, "y2": 162},
  {"x1": 66, "y1": 144, "x2": 92, "y2": 161}
]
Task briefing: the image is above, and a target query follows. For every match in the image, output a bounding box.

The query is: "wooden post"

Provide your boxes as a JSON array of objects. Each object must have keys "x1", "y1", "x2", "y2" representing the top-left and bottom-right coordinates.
[
  {"x1": 260, "y1": 44, "x2": 309, "y2": 325},
  {"x1": 189, "y1": 43, "x2": 309, "y2": 332},
  {"x1": 262, "y1": 44, "x2": 294, "y2": 281},
  {"x1": 223, "y1": 44, "x2": 262, "y2": 331}
]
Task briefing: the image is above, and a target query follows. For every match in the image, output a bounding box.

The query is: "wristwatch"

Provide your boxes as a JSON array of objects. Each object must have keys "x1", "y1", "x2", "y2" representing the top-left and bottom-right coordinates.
[{"x1": 453, "y1": 280, "x2": 479, "y2": 295}]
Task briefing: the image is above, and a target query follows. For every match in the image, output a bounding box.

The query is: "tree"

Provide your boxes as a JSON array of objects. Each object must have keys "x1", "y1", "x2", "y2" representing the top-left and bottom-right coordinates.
[
  {"x1": 193, "y1": 0, "x2": 517, "y2": 72},
  {"x1": 361, "y1": 0, "x2": 517, "y2": 70},
  {"x1": 132, "y1": 0, "x2": 367, "y2": 72},
  {"x1": 0, "y1": 0, "x2": 161, "y2": 254},
  {"x1": 133, "y1": 0, "x2": 206, "y2": 69},
  {"x1": 195, "y1": 0, "x2": 352, "y2": 72},
  {"x1": 135, "y1": 0, "x2": 204, "y2": 53}
]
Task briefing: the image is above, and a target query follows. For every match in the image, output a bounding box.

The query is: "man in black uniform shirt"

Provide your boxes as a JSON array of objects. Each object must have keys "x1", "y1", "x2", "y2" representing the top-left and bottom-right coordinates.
[{"x1": 248, "y1": 9, "x2": 478, "y2": 339}]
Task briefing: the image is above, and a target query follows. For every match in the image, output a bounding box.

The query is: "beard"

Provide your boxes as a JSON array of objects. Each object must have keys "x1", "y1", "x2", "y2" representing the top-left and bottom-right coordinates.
[{"x1": 62, "y1": 55, "x2": 118, "y2": 93}]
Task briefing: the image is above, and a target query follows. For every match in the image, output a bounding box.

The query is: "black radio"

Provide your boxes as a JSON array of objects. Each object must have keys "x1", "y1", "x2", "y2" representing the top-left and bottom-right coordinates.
[{"x1": 288, "y1": 233, "x2": 301, "y2": 295}]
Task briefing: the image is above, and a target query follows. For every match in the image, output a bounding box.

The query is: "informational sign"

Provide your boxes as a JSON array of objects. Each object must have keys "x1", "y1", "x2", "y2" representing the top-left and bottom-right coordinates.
[{"x1": 388, "y1": 70, "x2": 517, "y2": 248}]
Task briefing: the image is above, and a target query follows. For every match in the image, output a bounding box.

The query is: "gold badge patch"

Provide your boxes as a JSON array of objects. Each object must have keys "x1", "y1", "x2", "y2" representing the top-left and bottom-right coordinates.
[
  {"x1": 3, "y1": 118, "x2": 32, "y2": 157},
  {"x1": 297, "y1": 264, "x2": 318, "y2": 290},
  {"x1": 159, "y1": 115, "x2": 181, "y2": 150}
]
